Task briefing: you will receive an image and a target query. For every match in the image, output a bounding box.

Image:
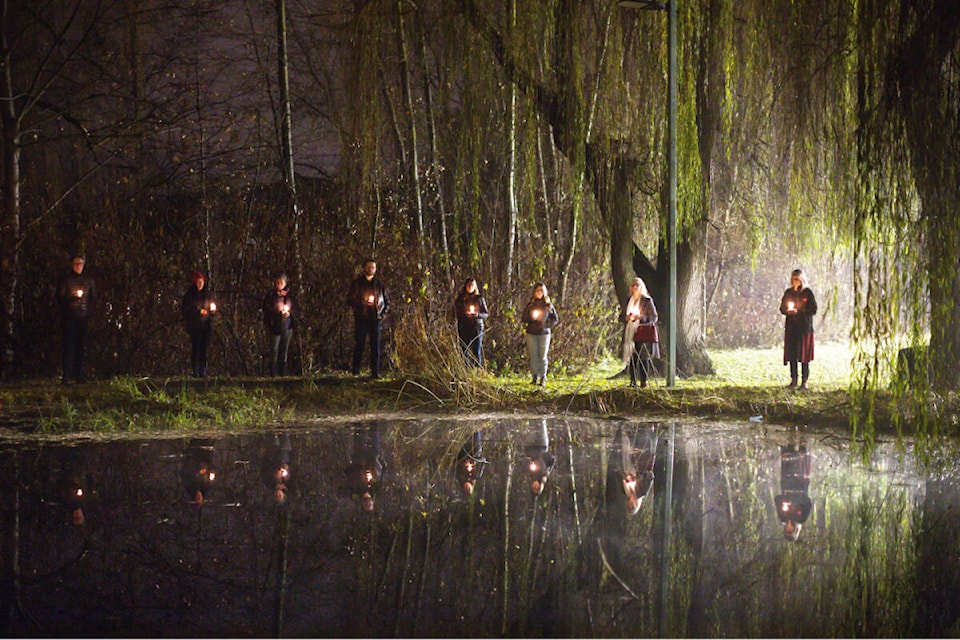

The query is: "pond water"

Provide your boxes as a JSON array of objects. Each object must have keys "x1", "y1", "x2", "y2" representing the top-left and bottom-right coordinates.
[{"x1": 1, "y1": 416, "x2": 959, "y2": 638}]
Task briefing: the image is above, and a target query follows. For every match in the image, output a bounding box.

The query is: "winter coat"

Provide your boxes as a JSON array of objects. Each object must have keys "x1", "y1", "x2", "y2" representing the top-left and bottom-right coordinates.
[
  {"x1": 348, "y1": 275, "x2": 390, "y2": 323},
  {"x1": 779, "y1": 286, "x2": 817, "y2": 336},
  {"x1": 181, "y1": 285, "x2": 216, "y2": 334},
  {"x1": 262, "y1": 287, "x2": 295, "y2": 335},
  {"x1": 521, "y1": 299, "x2": 559, "y2": 335},
  {"x1": 454, "y1": 291, "x2": 489, "y2": 333},
  {"x1": 57, "y1": 271, "x2": 95, "y2": 320}
]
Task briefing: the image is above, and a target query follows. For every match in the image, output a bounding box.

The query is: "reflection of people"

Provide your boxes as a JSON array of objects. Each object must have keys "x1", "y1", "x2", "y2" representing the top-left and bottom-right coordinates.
[
  {"x1": 774, "y1": 444, "x2": 812, "y2": 541},
  {"x1": 262, "y1": 273, "x2": 295, "y2": 377},
  {"x1": 779, "y1": 269, "x2": 817, "y2": 390},
  {"x1": 57, "y1": 255, "x2": 95, "y2": 384},
  {"x1": 345, "y1": 426, "x2": 387, "y2": 512},
  {"x1": 455, "y1": 431, "x2": 487, "y2": 495},
  {"x1": 347, "y1": 259, "x2": 390, "y2": 379},
  {"x1": 453, "y1": 278, "x2": 489, "y2": 367},
  {"x1": 521, "y1": 283, "x2": 559, "y2": 386},
  {"x1": 181, "y1": 271, "x2": 217, "y2": 378},
  {"x1": 261, "y1": 433, "x2": 293, "y2": 504},
  {"x1": 619, "y1": 426, "x2": 658, "y2": 515},
  {"x1": 520, "y1": 419, "x2": 556, "y2": 495},
  {"x1": 58, "y1": 448, "x2": 88, "y2": 526},
  {"x1": 180, "y1": 438, "x2": 217, "y2": 506},
  {"x1": 620, "y1": 277, "x2": 660, "y2": 388}
]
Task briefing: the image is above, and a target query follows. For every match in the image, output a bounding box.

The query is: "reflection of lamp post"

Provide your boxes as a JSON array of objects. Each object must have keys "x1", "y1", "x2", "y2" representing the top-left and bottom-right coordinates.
[{"x1": 619, "y1": 0, "x2": 677, "y2": 388}]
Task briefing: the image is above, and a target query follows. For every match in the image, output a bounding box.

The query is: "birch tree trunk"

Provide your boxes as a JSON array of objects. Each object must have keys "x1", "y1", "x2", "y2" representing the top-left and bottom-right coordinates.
[{"x1": 276, "y1": 0, "x2": 303, "y2": 284}]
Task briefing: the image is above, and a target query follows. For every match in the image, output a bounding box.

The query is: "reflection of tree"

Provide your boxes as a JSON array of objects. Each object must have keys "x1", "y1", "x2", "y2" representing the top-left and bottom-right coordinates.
[{"x1": 3, "y1": 421, "x2": 954, "y2": 636}]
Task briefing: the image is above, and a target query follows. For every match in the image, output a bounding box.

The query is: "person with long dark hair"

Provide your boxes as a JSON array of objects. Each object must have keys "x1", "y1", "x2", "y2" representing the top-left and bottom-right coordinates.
[
  {"x1": 181, "y1": 270, "x2": 217, "y2": 377},
  {"x1": 521, "y1": 282, "x2": 559, "y2": 386},
  {"x1": 453, "y1": 278, "x2": 489, "y2": 367}
]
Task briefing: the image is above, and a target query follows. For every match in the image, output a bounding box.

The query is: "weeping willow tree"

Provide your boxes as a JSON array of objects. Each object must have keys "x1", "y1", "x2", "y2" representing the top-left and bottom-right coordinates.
[{"x1": 852, "y1": 0, "x2": 960, "y2": 441}]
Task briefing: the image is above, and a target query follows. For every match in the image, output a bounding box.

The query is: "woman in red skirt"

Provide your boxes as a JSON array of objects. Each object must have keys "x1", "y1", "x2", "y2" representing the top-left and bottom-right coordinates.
[{"x1": 779, "y1": 269, "x2": 817, "y2": 389}]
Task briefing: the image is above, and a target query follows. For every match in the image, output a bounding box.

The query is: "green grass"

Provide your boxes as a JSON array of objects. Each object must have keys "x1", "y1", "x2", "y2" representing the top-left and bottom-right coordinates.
[{"x1": 706, "y1": 342, "x2": 853, "y2": 390}]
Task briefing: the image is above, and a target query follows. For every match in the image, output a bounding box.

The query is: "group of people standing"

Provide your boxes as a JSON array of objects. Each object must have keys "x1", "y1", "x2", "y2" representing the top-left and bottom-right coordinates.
[{"x1": 55, "y1": 253, "x2": 818, "y2": 389}]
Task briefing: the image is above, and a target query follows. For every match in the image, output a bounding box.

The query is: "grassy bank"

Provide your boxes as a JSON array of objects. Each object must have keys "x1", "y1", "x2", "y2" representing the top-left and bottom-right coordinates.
[{"x1": 0, "y1": 343, "x2": 950, "y2": 442}]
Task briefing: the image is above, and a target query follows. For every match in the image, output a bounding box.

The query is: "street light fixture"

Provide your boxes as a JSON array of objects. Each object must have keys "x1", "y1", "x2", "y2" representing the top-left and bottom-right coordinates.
[{"x1": 618, "y1": 0, "x2": 677, "y2": 388}]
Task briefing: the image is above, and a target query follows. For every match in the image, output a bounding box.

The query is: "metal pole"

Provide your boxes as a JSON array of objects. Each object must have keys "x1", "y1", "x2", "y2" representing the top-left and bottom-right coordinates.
[{"x1": 667, "y1": 0, "x2": 678, "y2": 388}]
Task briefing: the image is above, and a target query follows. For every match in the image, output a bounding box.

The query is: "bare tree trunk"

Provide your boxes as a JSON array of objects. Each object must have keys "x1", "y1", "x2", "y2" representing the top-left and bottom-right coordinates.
[
  {"x1": 417, "y1": 16, "x2": 450, "y2": 283},
  {"x1": 0, "y1": 10, "x2": 21, "y2": 375},
  {"x1": 397, "y1": 0, "x2": 424, "y2": 260},
  {"x1": 276, "y1": 0, "x2": 303, "y2": 285},
  {"x1": 505, "y1": 0, "x2": 518, "y2": 290}
]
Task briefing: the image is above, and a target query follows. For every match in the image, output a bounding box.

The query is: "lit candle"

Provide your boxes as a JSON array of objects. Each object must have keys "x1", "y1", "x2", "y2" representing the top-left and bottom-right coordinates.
[
  {"x1": 365, "y1": 470, "x2": 373, "y2": 483},
  {"x1": 528, "y1": 461, "x2": 539, "y2": 473},
  {"x1": 75, "y1": 289, "x2": 84, "y2": 298},
  {"x1": 209, "y1": 302, "x2": 217, "y2": 312},
  {"x1": 781, "y1": 501, "x2": 791, "y2": 512},
  {"x1": 465, "y1": 461, "x2": 474, "y2": 473},
  {"x1": 531, "y1": 309, "x2": 541, "y2": 320},
  {"x1": 75, "y1": 488, "x2": 84, "y2": 498},
  {"x1": 208, "y1": 471, "x2": 216, "y2": 481},
  {"x1": 787, "y1": 301, "x2": 794, "y2": 311},
  {"x1": 468, "y1": 304, "x2": 476, "y2": 315},
  {"x1": 367, "y1": 294, "x2": 375, "y2": 305},
  {"x1": 283, "y1": 303, "x2": 290, "y2": 314}
]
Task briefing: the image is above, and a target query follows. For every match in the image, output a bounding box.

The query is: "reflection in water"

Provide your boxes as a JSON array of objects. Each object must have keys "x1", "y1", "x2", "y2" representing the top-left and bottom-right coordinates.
[
  {"x1": 261, "y1": 432, "x2": 293, "y2": 504},
  {"x1": 179, "y1": 438, "x2": 217, "y2": 506},
  {"x1": 57, "y1": 447, "x2": 89, "y2": 526},
  {"x1": 520, "y1": 418, "x2": 555, "y2": 495},
  {"x1": 619, "y1": 425, "x2": 658, "y2": 515},
  {"x1": 2, "y1": 419, "x2": 960, "y2": 637},
  {"x1": 344, "y1": 425, "x2": 386, "y2": 512},
  {"x1": 774, "y1": 443, "x2": 813, "y2": 541},
  {"x1": 455, "y1": 430, "x2": 486, "y2": 495}
]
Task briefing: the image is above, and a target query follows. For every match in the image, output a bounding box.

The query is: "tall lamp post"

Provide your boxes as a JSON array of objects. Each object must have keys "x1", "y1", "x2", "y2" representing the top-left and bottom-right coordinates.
[{"x1": 618, "y1": 0, "x2": 677, "y2": 388}]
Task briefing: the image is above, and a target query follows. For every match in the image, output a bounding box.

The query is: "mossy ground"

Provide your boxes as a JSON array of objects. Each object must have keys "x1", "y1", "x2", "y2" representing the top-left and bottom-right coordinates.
[{"x1": 0, "y1": 343, "x2": 951, "y2": 442}]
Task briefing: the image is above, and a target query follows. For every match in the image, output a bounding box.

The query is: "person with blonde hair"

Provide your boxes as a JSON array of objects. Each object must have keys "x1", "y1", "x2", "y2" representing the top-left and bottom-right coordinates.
[
  {"x1": 779, "y1": 269, "x2": 817, "y2": 389},
  {"x1": 521, "y1": 282, "x2": 559, "y2": 386},
  {"x1": 621, "y1": 277, "x2": 660, "y2": 388}
]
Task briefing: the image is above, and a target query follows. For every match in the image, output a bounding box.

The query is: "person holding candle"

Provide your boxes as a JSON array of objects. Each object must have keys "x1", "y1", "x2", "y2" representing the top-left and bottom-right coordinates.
[
  {"x1": 521, "y1": 282, "x2": 559, "y2": 386},
  {"x1": 453, "y1": 277, "x2": 489, "y2": 367},
  {"x1": 779, "y1": 269, "x2": 818, "y2": 389},
  {"x1": 621, "y1": 276, "x2": 660, "y2": 388},
  {"x1": 181, "y1": 270, "x2": 217, "y2": 378},
  {"x1": 56, "y1": 254, "x2": 95, "y2": 384},
  {"x1": 261, "y1": 272, "x2": 295, "y2": 377},
  {"x1": 347, "y1": 258, "x2": 390, "y2": 379}
]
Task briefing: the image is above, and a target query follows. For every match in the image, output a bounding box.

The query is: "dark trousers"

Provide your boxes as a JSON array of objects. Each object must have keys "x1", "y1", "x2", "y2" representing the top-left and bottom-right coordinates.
[
  {"x1": 630, "y1": 343, "x2": 652, "y2": 384},
  {"x1": 458, "y1": 324, "x2": 483, "y2": 366},
  {"x1": 188, "y1": 328, "x2": 212, "y2": 377},
  {"x1": 62, "y1": 316, "x2": 88, "y2": 382},
  {"x1": 352, "y1": 317, "x2": 381, "y2": 377},
  {"x1": 267, "y1": 329, "x2": 293, "y2": 375},
  {"x1": 789, "y1": 361, "x2": 810, "y2": 382}
]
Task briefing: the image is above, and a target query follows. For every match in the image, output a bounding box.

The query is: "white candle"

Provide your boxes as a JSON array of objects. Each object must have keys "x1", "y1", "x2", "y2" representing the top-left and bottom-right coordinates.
[
  {"x1": 75, "y1": 289, "x2": 84, "y2": 298},
  {"x1": 531, "y1": 309, "x2": 540, "y2": 320},
  {"x1": 209, "y1": 302, "x2": 217, "y2": 312},
  {"x1": 787, "y1": 301, "x2": 794, "y2": 311},
  {"x1": 367, "y1": 295, "x2": 375, "y2": 305},
  {"x1": 468, "y1": 305, "x2": 476, "y2": 315}
]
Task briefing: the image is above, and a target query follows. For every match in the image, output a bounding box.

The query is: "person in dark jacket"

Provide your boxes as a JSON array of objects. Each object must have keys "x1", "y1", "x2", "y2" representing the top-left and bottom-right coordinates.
[
  {"x1": 261, "y1": 432, "x2": 293, "y2": 505},
  {"x1": 455, "y1": 430, "x2": 487, "y2": 496},
  {"x1": 181, "y1": 270, "x2": 217, "y2": 378},
  {"x1": 521, "y1": 282, "x2": 559, "y2": 386},
  {"x1": 620, "y1": 277, "x2": 660, "y2": 388},
  {"x1": 180, "y1": 438, "x2": 217, "y2": 507},
  {"x1": 521, "y1": 419, "x2": 556, "y2": 496},
  {"x1": 774, "y1": 443, "x2": 812, "y2": 542},
  {"x1": 453, "y1": 278, "x2": 489, "y2": 367},
  {"x1": 261, "y1": 272, "x2": 294, "y2": 376},
  {"x1": 347, "y1": 259, "x2": 390, "y2": 379},
  {"x1": 57, "y1": 255, "x2": 95, "y2": 384},
  {"x1": 344, "y1": 426, "x2": 387, "y2": 512},
  {"x1": 779, "y1": 269, "x2": 818, "y2": 389}
]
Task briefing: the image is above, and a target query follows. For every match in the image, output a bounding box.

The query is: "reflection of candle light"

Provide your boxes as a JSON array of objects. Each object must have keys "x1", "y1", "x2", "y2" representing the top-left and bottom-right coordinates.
[
  {"x1": 280, "y1": 467, "x2": 289, "y2": 479},
  {"x1": 465, "y1": 461, "x2": 474, "y2": 472},
  {"x1": 781, "y1": 501, "x2": 791, "y2": 512},
  {"x1": 529, "y1": 461, "x2": 539, "y2": 473},
  {"x1": 365, "y1": 470, "x2": 373, "y2": 483}
]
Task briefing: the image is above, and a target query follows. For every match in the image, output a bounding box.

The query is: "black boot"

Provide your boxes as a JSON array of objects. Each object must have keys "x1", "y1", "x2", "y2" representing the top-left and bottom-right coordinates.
[
  {"x1": 268, "y1": 362, "x2": 276, "y2": 377},
  {"x1": 278, "y1": 361, "x2": 286, "y2": 376}
]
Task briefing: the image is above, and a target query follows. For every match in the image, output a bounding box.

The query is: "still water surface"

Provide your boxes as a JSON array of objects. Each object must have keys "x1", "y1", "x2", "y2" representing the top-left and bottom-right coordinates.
[{"x1": 1, "y1": 416, "x2": 959, "y2": 637}]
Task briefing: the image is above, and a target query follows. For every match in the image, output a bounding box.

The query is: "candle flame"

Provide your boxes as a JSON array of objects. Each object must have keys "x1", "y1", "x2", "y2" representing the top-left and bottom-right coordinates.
[
  {"x1": 781, "y1": 501, "x2": 791, "y2": 512},
  {"x1": 76, "y1": 289, "x2": 84, "y2": 298},
  {"x1": 529, "y1": 461, "x2": 539, "y2": 473},
  {"x1": 75, "y1": 488, "x2": 84, "y2": 498},
  {"x1": 365, "y1": 470, "x2": 373, "y2": 483},
  {"x1": 367, "y1": 295, "x2": 375, "y2": 304},
  {"x1": 208, "y1": 471, "x2": 216, "y2": 481},
  {"x1": 531, "y1": 310, "x2": 540, "y2": 319},
  {"x1": 465, "y1": 461, "x2": 474, "y2": 472},
  {"x1": 209, "y1": 302, "x2": 217, "y2": 312}
]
